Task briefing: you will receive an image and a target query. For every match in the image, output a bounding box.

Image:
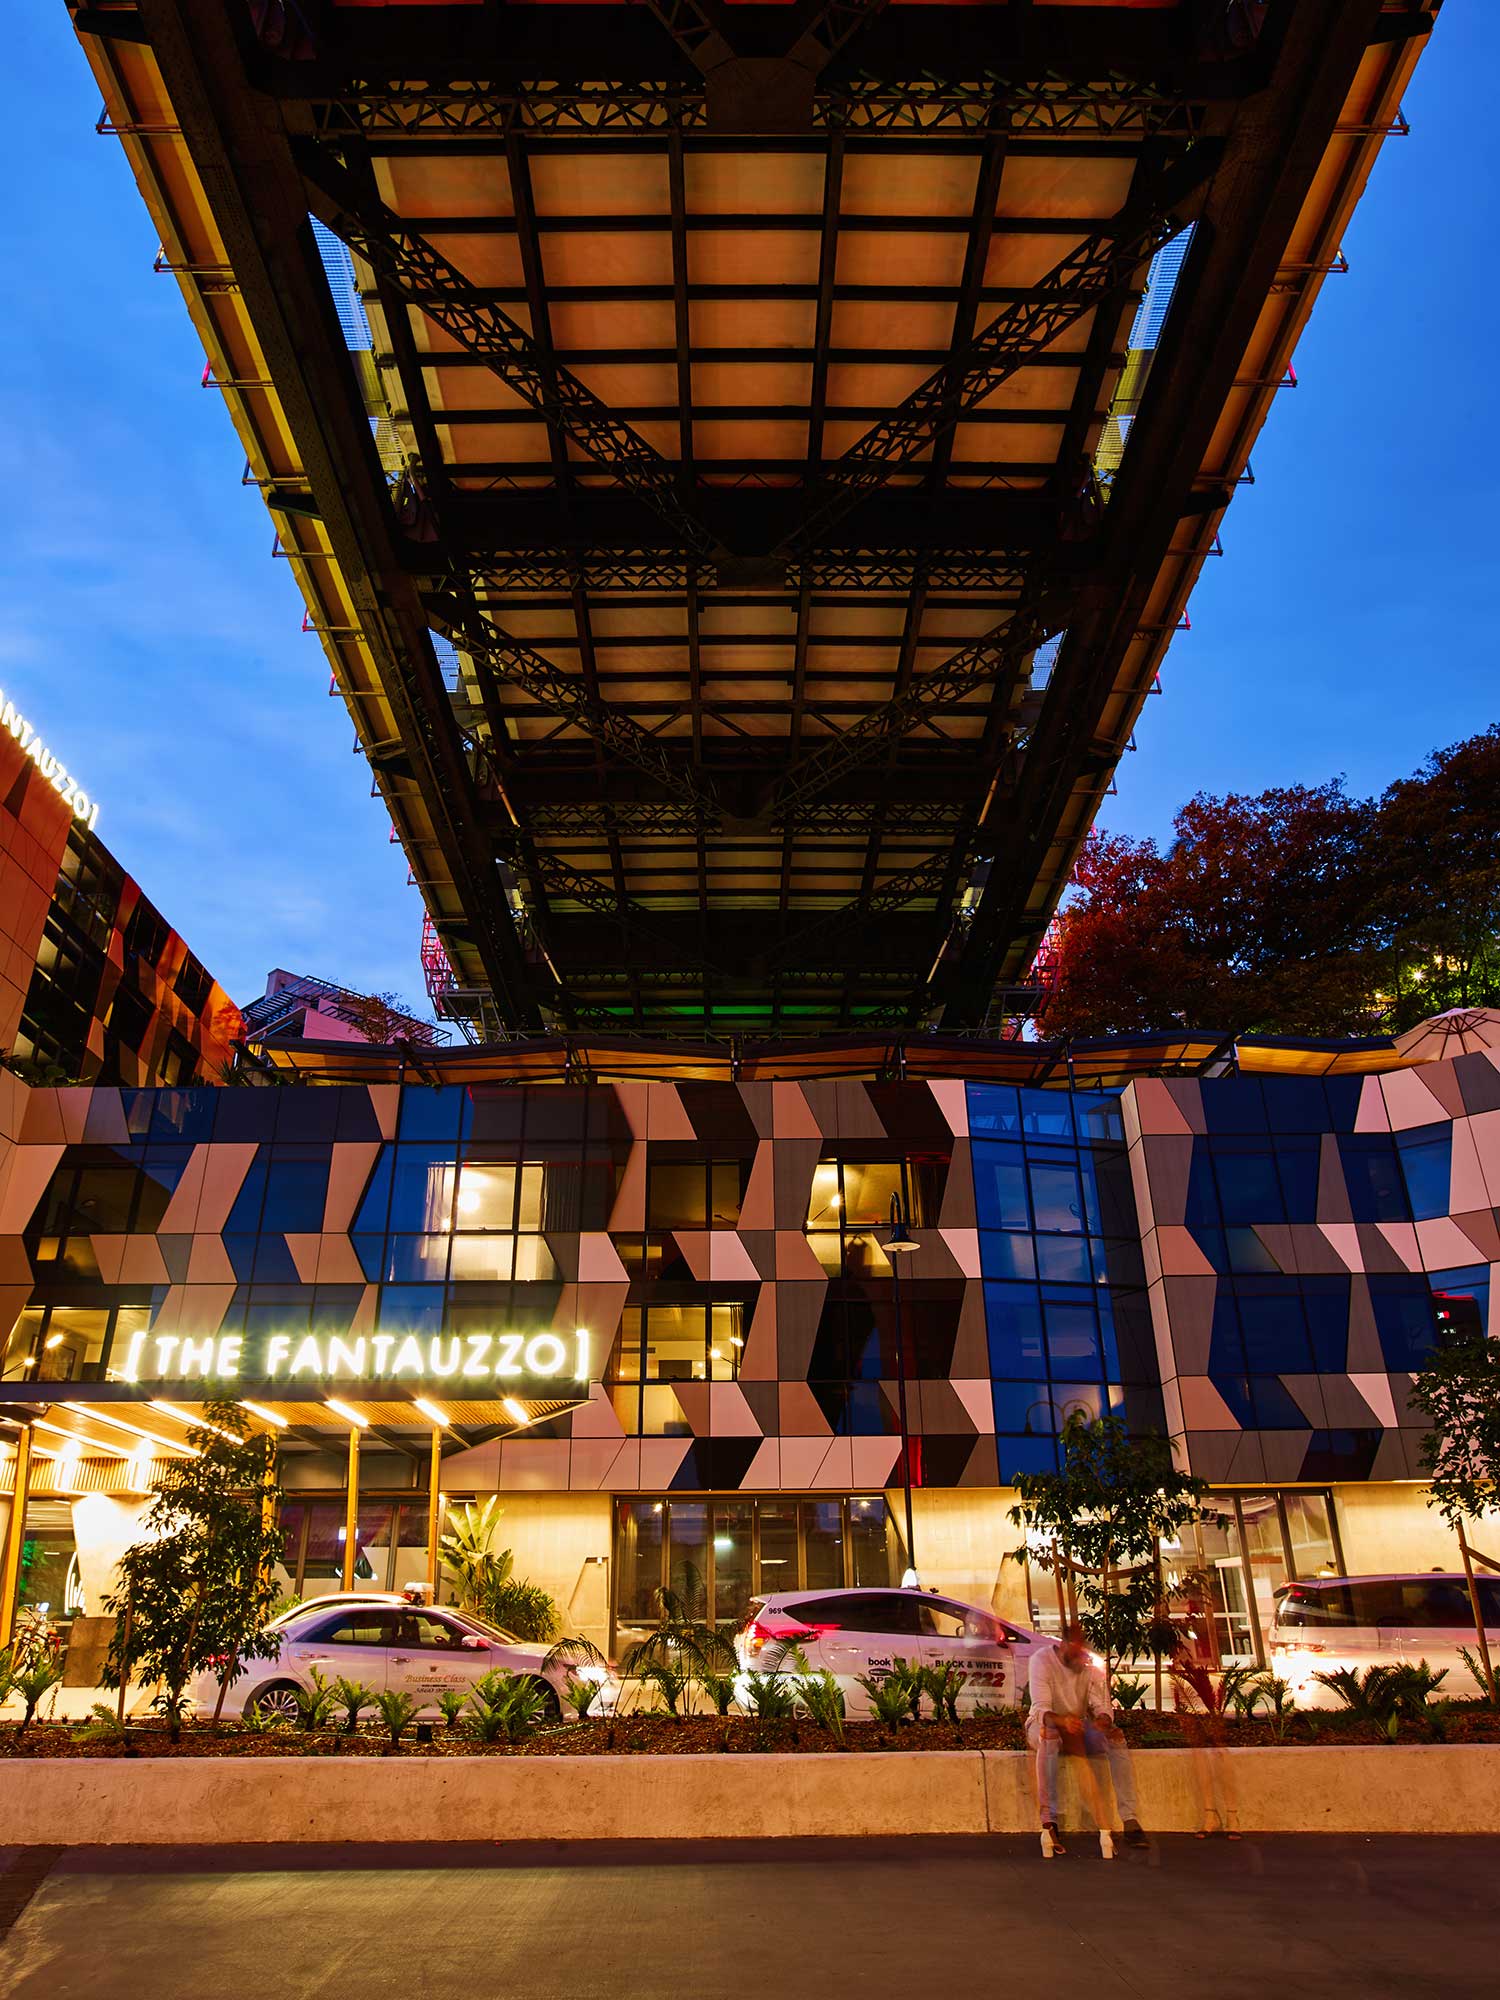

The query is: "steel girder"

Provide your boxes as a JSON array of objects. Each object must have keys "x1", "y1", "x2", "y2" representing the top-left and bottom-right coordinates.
[
  {"x1": 467, "y1": 549, "x2": 1029, "y2": 593},
  {"x1": 523, "y1": 798, "x2": 968, "y2": 839},
  {"x1": 299, "y1": 148, "x2": 723, "y2": 562},
  {"x1": 763, "y1": 847, "x2": 960, "y2": 970},
  {"x1": 774, "y1": 182, "x2": 1207, "y2": 561},
  {"x1": 431, "y1": 596, "x2": 722, "y2": 822},
  {"x1": 522, "y1": 848, "x2": 723, "y2": 978},
  {"x1": 310, "y1": 76, "x2": 1203, "y2": 141},
  {"x1": 769, "y1": 586, "x2": 1065, "y2": 822}
]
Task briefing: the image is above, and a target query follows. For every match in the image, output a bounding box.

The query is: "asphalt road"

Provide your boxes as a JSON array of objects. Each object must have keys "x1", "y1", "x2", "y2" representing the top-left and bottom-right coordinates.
[{"x1": 0, "y1": 1835, "x2": 1495, "y2": 2000}]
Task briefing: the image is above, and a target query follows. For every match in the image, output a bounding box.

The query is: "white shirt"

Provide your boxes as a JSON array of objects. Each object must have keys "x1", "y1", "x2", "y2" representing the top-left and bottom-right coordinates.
[{"x1": 1028, "y1": 1640, "x2": 1111, "y2": 1725}]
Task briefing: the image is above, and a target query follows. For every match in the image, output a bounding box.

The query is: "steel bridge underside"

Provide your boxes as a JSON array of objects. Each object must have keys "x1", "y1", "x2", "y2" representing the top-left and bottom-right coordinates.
[{"x1": 72, "y1": 0, "x2": 1437, "y2": 1035}]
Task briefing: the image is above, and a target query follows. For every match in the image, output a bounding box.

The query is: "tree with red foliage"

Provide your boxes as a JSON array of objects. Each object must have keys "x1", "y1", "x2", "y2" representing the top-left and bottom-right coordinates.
[
  {"x1": 1037, "y1": 729, "x2": 1500, "y2": 1040},
  {"x1": 1037, "y1": 781, "x2": 1383, "y2": 1039}
]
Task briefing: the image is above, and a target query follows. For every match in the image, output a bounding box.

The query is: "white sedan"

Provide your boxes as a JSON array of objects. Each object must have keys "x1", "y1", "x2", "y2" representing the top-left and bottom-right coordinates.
[
  {"x1": 734, "y1": 1586, "x2": 1043, "y2": 1715},
  {"x1": 199, "y1": 1594, "x2": 609, "y2": 1721}
]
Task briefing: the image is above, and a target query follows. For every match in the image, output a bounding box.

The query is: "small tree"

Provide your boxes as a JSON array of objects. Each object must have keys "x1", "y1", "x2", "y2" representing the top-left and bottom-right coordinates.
[
  {"x1": 1009, "y1": 1411, "x2": 1216, "y2": 1702},
  {"x1": 1410, "y1": 1333, "x2": 1500, "y2": 1703},
  {"x1": 103, "y1": 1401, "x2": 285, "y2": 1737}
]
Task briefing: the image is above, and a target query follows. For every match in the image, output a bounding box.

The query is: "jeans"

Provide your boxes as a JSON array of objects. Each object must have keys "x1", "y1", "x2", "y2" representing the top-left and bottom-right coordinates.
[{"x1": 1029, "y1": 1718, "x2": 1140, "y2": 1824}]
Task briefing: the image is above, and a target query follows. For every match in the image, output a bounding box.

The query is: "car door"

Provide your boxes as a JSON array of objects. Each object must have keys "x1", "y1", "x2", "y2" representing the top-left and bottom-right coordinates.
[
  {"x1": 291, "y1": 1606, "x2": 398, "y2": 1695},
  {"x1": 814, "y1": 1592, "x2": 926, "y2": 1714},
  {"x1": 918, "y1": 1598, "x2": 1015, "y2": 1710},
  {"x1": 1395, "y1": 1579, "x2": 1473, "y2": 1677},
  {"x1": 387, "y1": 1610, "x2": 495, "y2": 1709}
]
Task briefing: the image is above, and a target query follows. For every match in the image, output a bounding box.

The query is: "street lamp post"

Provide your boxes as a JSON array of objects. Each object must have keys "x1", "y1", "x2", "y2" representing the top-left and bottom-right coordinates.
[{"x1": 883, "y1": 1190, "x2": 921, "y2": 1587}]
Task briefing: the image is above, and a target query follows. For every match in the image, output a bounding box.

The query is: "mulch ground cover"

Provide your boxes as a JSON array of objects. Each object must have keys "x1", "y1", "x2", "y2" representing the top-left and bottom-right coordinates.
[{"x1": 6, "y1": 1706, "x2": 1500, "y2": 1759}]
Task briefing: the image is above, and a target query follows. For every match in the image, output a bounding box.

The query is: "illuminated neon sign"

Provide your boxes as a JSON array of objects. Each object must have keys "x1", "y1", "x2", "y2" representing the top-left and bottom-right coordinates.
[
  {"x1": 120, "y1": 1327, "x2": 593, "y2": 1386},
  {"x1": 0, "y1": 687, "x2": 101, "y2": 830}
]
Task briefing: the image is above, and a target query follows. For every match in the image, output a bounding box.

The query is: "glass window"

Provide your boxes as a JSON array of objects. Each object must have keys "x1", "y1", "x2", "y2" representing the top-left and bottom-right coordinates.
[
  {"x1": 411, "y1": 1611, "x2": 472, "y2": 1650},
  {"x1": 981, "y1": 1231, "x2": 1036, "y2": 1280},
  {"x1": 259, "y1": 1156, "x2": 330, "y2": 1233},
  {"x1": 1338, "y1": 1136, "x2": 1409, "y2": 1224},
  {"x1": 758, "y1": 1503, "x2": 799, "y2": 1591},
  {"x1": 1036, "y1": 1236, "x2": 1091, "y2": 1283},
  {"x1": 713, "y1": 1504, "x2": 753, "y2": 1627},
  {"x1": 1042, "y1": 1299, "x2": 1102, "y2": 1380},
  {"x1": 666, "y1": 1501, "x2": 709, "y2": 1603},
  {"x1": 833, "y1": 1592, "x2": 924, "y2": 1636},
  {"x1": 1028, "y1": 1160, "x2": 1083, "y2": 1233},
  {"x1": 648, "y1": 1162, "x2": 707, "y2": 1230},
  {"x1": 615, "y1": 1499, "x2": 666, "y2": 1624},
  {"x1": 2, "y1": 1306, "x2": 43, "y2": 1381},
  {"x1": 388, "y1": 1147, "x2": 458, "y2": 1232},
  {"x1": 1212, "y1": 1148, "x2": 1284, "y2": 1225},
  {"x1": 317, "y1": 1610, "x2": 403, "y2": 1647},
  {"x1": 1396, "y1": 1126, "x2": 1452, "y2": 1223},
  {"x1": 804, "y1": 1501, "x2": 845, "y2": 1592},
  {"x1": 1396, "y1": 1581, "x2": 1470, "y2": 1628},
  {"x1": 36, "y1": 1306, "x2": 111, "y2": 1383},
  {"x1": 1370, "y1": 1276, "x2": 1439, "y2": 1371},
  {"x1": 984, "y1": 1284, "x2": 1046, "y2": 1377},
  {"x1": 967, "y1": 1085, "x2": 1020, "y2": 1135},
  {"x1": 847, "y1": 1496, "x2": 894, "y2": 1587},
  {"x1": 1282, "y1": 1493, "x2": 1339, "y2": 1578},
  {"x1": 841, "y1": 1161, "x2": 906, "y2": 1227},
  {"x1": 1019, "y1": 1090, "x2": 1075, "y2": 1140},
  {"x1": 1431, "y1": 1269, "x2": 1488, "y2": 1342},
  {"x1": 454, "y1": 1161, "x2": 517, "y2": 1230}
]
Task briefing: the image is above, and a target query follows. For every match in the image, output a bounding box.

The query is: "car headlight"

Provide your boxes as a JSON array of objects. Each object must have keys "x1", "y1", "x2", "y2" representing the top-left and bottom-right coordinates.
[{"x1": 576, "y1": 1665, "x2": 610, "y2": 1684}]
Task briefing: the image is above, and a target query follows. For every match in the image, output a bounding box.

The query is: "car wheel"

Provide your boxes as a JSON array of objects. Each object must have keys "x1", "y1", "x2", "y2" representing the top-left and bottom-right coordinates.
[
  {"x1": 529, "y1": 1676, "x2": 561, "y2": 1723},
  {"x1": 245, "y1": 1680, "x2": 301, "y2": 1723}
]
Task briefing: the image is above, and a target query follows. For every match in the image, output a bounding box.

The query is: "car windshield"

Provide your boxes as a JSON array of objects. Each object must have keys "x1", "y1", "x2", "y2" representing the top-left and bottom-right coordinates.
[{"x1": 446, "y1": 1609, "x2": 522, "y2": 1645}]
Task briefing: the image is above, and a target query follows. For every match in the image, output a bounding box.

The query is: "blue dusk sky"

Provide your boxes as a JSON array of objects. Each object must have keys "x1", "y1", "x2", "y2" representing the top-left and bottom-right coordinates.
[{"x1": 0, "y1": 8, "x2": 1494, "y2": 1016}]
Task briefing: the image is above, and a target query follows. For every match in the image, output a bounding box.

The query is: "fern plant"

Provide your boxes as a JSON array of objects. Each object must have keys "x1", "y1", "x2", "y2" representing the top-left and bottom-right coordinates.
[
  {"x1": 858, "y1": 1666, "x2": 918, "y2": 1732},
  {"x1": 1112, "y1": 1676, "x2": 1149, "y2": 1714},
  {"x1": 796, "y1": 1670, "x2": 847, "y2": 1747},
  {"x1": 330, "y1": 1677, "x2": 378, "y2": 1736},
  {"x1": 742, "y1": 1669, "x2": 800, "y2": 1722},
  {"x1": 562, "y1": 1676, "x2": 604, "y2": 1722},
  {"x1": 435, "y1": 1688, "x2": 470, "y2": 1729},
  {"x1": 375, "y1": 1689, "x2": 417, "y2": 1750},
  {"x1": 918, "y1": 1662, "x2": 968, "y2": 1724},
  {"x1": 239, "y1": 1703, "x2": 288, "y2": 1738},
  {"x1": 294, "y1": 1669, "x2": 337, "y2": 1733},
  {"x1": 11, "y1": 1656, "x2": 64, "y2": 1734},
  {"x1": 1459, "y1": 1645, "x2": 1498, "y2": 1706},
  {"x1": 639, "y1": 1659, "x2": 694, "y2": 1719},
  {"x1": 697, "y1": 1668, "x2": 738, "y2": 1718},
  {"x1": 1245, "y1": 1671, "x2": 1297, "y2": 1738},
  {"x1": 72, "y1": 1701, "x2": 130, "y2": 1748},
  {"x1": 465, "y1": 1669, "x2": 550, "y2": 1745}
]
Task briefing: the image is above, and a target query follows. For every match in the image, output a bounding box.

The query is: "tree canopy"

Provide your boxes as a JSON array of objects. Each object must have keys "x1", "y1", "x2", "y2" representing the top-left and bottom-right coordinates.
[{"x1": 1035, "y1": 725, "x2": 1500, "y2": 1040}]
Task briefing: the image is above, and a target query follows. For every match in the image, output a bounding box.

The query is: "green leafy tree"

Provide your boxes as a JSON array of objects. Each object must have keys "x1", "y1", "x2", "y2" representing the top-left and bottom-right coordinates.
[
  {"x1": 1009, "y1": 1411, "x2": 1216, "y2": 1690},
  {"x1": 102, "y1": 1401, "x2": 285, "y2": 1738},
  {"x1": 1410, "y1": 1333, "x2": 1500, "y2": 1702},
  {"x1": 1374, "y1": 726, "x2": 1500, "y2": 1028}
]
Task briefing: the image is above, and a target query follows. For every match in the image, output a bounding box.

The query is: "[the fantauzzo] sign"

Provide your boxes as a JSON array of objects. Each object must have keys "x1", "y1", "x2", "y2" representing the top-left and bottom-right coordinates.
[
  {"x1": 120, "y1": 1326, "x2": 593, "y2": 1387},
  {"x1": 0, "y1": 687, "x2": 101, "y2": 830}
]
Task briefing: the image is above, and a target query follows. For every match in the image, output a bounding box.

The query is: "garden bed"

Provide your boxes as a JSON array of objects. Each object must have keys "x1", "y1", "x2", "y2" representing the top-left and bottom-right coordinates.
[{"x1": 6, "y1": 1703, "x2": 1500, "y2": 1759}]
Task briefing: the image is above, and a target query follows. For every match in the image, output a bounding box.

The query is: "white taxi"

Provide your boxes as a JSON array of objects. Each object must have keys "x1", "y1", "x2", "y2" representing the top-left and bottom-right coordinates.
[
  {"x1": 734, "y1": 1586, "x2": 1042, "y2": 1714},
  {"x1": 200, "y1": 1593, "x2": 609, "y2": 1721}
]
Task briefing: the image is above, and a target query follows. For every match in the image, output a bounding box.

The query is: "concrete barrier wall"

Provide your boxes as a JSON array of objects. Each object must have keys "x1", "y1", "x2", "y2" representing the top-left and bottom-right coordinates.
[{"x1": 3, "y1": 1746, "x2": 1498, "y2": 1846}]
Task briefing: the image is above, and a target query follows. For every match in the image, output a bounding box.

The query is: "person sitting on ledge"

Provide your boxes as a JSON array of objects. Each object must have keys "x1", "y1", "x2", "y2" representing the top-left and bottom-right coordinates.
[{"x1": 1027, "y1": 1621, "x2": 1148, "y2": 1858}]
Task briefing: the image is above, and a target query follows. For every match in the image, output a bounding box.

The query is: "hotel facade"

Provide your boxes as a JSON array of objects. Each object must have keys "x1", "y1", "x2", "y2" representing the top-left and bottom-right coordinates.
[{"x1": 2, "y1": 1035, "x2": 1493, "y2": 1667}]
